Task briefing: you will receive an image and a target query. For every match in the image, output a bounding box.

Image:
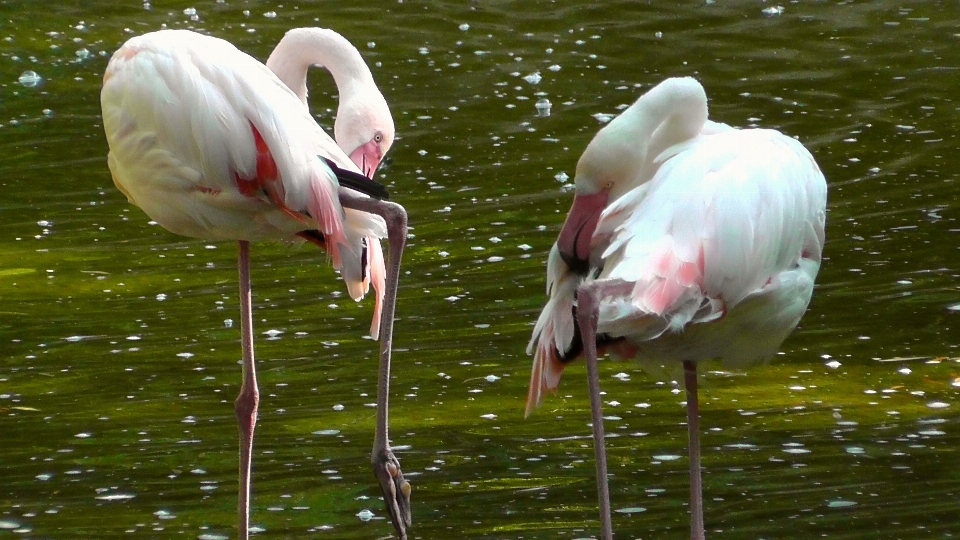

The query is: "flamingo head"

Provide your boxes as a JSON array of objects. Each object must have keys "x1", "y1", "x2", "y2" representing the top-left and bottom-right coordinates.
[
  {"x1": 336, "y1": 92, "x2": 395, "y2": 179},
  {"x1": 555, "y1": 132, "x2": 632, "y2": 274}
]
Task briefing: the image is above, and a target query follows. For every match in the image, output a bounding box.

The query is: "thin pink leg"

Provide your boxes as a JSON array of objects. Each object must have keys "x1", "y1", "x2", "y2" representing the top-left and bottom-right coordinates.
[
  {"x1": 684, "y1": 360, "x2": 705, "y2": 540},
  {"x1": 576, "y1": 280, "x2": 636, "y2": 539},
  {"x1": 235, "y1": 240, "x2": 259, "y2": 540}
]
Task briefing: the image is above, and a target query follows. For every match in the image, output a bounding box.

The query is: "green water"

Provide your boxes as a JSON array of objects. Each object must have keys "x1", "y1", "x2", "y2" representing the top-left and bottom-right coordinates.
[{"x1": 2, "y1": 1, "x2": 959, "y2": 538}]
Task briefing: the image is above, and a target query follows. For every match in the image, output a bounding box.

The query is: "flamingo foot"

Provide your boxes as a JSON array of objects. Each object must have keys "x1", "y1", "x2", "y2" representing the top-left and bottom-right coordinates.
[{"x1": 373, "y1": 446, "x2": 411, "y2": 540}]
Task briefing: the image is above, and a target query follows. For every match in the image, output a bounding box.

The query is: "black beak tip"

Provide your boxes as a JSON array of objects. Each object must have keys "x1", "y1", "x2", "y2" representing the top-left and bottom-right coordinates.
[{"x1": 559, "y1": 248, "x2": 590, "y2": 276}]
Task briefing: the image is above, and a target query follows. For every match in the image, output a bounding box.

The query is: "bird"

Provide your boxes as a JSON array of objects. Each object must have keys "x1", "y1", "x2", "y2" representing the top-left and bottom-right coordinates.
[
  {"x1": 525, "y1": 77, "x2": 827, "y2": 540},
  {"x1": 100, "y1": 28, "x2": 411, "y2": 540}
]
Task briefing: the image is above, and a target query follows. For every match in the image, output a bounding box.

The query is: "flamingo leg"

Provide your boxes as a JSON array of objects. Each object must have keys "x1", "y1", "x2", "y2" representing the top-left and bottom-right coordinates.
[
  {"x1": 339, "y1": 192, "x2": 411, "y2": 539},
  {"x1": 684, "y1": 360, "x2": 705, "y2": 540},
  {"x1": 235, "y1": 240, "x2": 260, "y2": 540},
  {"x1": 577, "y1": 283, "x2": 614, "y2": 540}
]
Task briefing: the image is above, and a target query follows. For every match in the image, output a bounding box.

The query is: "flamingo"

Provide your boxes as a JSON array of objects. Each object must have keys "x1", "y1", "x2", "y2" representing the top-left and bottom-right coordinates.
[
  {"x1": 525, "y1": 77, "x2": 827, "y2": 540},
  {"x1": 100, "y1": 29, "x2": 411, "y2": 539}
]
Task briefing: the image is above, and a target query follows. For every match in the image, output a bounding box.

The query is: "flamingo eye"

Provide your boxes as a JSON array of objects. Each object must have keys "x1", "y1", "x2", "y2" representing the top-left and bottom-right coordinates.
[
  {"x1": 374, "y1": 133, "x2": 383, "y2": 143},
  {"x1": 604, "y1": 181, "x2": 614, "y2": 190}
]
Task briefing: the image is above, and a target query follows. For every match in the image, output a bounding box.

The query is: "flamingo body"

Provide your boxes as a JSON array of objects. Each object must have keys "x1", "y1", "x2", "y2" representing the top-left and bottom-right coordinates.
[
  {"x1": 103, "y1": 30, "x2": 354, "y2": 242},
  {"x1": 597, "y1": 128, "x2": 824, "y2": 363},
  {"x1": 102, "y1": 30, "x2": 389, "y2": 321},
  {"x1": 528, "y1": 79, "x2": 826, "y2": 407},
  {"x1": 526, "y1": 77, "x2": 827, "y2": 540}
]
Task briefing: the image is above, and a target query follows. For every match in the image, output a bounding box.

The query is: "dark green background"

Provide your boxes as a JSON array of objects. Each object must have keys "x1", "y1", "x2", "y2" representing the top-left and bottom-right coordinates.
[{"x1": 1, "y1": 1, "x2": 958, "y2": 538}]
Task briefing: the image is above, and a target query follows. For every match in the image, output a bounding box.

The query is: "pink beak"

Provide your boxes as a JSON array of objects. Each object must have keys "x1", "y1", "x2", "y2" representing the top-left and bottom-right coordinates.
[
  {"x1": 556, "y1": 190, "x2": 609, "y2": 274},
  {"x1": 349, "y1": 140, "x2": 383, "y2": 179}
]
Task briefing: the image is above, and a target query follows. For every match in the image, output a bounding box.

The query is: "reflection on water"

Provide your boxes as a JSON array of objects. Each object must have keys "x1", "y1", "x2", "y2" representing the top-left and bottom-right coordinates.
[{"x1": 1, "y1": 1, "x2": 959, "y2": 538}]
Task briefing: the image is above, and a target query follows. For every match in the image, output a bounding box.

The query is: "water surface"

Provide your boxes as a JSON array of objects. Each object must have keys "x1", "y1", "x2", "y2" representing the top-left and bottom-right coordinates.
[{"x1": 2, "y1": 1, "x2": 959, "y2": 538}]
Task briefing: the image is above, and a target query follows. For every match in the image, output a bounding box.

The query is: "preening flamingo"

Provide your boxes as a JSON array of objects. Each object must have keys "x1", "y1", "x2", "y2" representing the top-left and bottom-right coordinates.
[
  {"x1": 526, "y1": 77, "x2": 827, "y2": 540},
  {"x1": 101, "y1": 29, "x2": 411, "y2": 539}
]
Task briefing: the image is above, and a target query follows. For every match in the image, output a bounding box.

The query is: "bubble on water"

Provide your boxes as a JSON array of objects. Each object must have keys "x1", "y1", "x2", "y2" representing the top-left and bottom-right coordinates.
[
  {"x1": 653, "y1": 454, "x2": 681, "y2": 461},
  {"x1": 183, "y1": 7, "x2": 196, "y2": 15},
  {"x1": 459, "y1": 23, "x2": 470, "y2": 31},
  {"x1": 156, "y1": 293, "x2": 167, "y2": 301},
  {"x1": 367, "y1": 41, "x2": 375, "y2": 49},
  {"x1": 898, "y1": 367, "x2": 911, "y2": 375},
  {"x1": 36, "y1": 473, "x2": 52, "y2": 481},
  {"x1": 263, "y1": 11, "x2": 276, "y2": 18},
  {"x1": 18, "y1": 70, "x2": 43, "y2": 87},
  {"x1": 554, "y1": 171, "x2": 569, "y2": 183},
  {"x1": 827, "y1": 500, "x2": 857, "y2": 509},
  {"x1": 655, "y1": 31, "x2": 663, "y2": 38},
  {"x1": 484, "y1": 375, "x2": 500, "y2": 383},
  {"x1": 826, "y1": 360, "x2": 841, "y2": 369},
  {"x1": 535, "y1": 98, "x2": 552, "y2": 117},
  {"x1": 0, "y1": 520, "x2": 20, "y2": 530},
  {"x1": 593, "y1": 112, "x2": 616, "y2": 124},
  {"x1": 65, "y1": 335, "x2": 83, "y2": 342},
  {"x1": 94, "y1": 493, "x2": 135, "y2": 501},
  {"x1": 75, "y1": 48, "x2": 91, "y2": 60},
  {"x1": 762, "y1": 6, "x2": 784, "y2": 15},
  {"x1": 42, "y1": 108, "x2": 54, "y2": 118},
  {"x1": 263, "y1": 329, "x2": 283, "y2": 338},
  {"x1": 523, "y1": 71, "x2": 542, "y2": 85},
  {"x1": 616, "y1": 507, "x2": 647, "y2": 514},
  {"x1": 313, "y1": 429, "x2": 340, "y2": 436},
  {"x1": 480, "y1": 413, "x2": 497, "y2": 420},
  {"x1": 487, "y1": 256, "x2": 504, "y2": 262},
  {"x1": 927, "y1": 401, "x2": 950, "y2": 409},
  {"x1": 332, "y1": 404, "x2": 345, "y2": 411},
  {"x1": 547, "y1": 64, "x2": 561, "y2": 72},
  {"x1": 613, "y1": 372, "x2": 630, "y2": 381},
  {"x1": 75, "y1": 432, "x2": 92, "y2": 438},
  {"x1": 223, "y1": 319, "x2": 233, "y2": 328},
  {"x1": 356, "y1": 509, "x2": 375, "y2": 521},
  {"x1": 845, "y1": 446, "x2": 865, "y2": 454}
]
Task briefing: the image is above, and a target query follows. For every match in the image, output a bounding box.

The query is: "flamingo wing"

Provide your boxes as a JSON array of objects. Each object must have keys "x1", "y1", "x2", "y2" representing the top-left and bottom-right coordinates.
[
  {"x1": 102, "y1": 30, "x2": 347, "y2": 245},
  {"x1": 596, "y1": 128, "x2": 827, "y2": 363}
]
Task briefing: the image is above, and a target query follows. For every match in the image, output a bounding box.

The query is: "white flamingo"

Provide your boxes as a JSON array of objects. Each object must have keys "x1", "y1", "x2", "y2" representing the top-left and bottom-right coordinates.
[
  {"x1": 101, "y1": 28, "x2": 411, "y2": 539},
  {"x1": 526, "y1": 77, "x2": 827, "y2": 540}
]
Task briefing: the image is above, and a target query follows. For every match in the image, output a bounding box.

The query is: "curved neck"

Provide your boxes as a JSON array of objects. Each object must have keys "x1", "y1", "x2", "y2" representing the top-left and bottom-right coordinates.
[
  {"x1": 580, "y1": 77, "x2": 708, "y2": 201},
  {"x1": 266, "y1": 28, "x2": 376, "y2": 107}
]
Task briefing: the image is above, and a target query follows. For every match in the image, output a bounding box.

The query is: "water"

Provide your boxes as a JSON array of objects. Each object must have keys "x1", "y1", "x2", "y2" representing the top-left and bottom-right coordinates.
[{"x1": 2, "y1": 1, "x2": 959, "y2": 538}]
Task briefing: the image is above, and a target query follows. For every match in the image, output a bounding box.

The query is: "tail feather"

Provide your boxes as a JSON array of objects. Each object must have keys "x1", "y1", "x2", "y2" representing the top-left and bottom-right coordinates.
[
  {"x1": 367, "y1": 237, "x2": 386, "y2": 340},
  {"x1": 525, "y1": 329, "x2": 567, "y2": 417}
]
